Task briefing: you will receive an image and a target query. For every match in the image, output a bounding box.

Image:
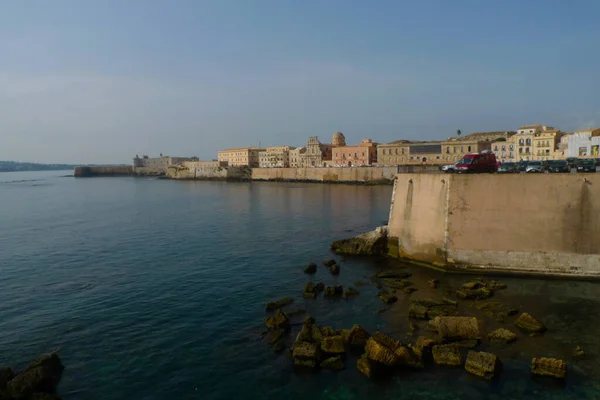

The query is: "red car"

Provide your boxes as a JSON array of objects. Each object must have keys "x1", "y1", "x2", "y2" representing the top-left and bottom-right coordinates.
[{"x1": 455, "y1": 151, "x2": 498, "y2": 173}]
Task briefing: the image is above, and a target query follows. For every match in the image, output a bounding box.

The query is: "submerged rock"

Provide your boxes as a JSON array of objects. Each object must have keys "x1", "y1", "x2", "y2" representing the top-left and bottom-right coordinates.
[
  {"x1": 303, "y1": 282, "x2": 317, "y2": 299},
  {"x1": 416, "y1": 336, "x2": 438, "y2": 348},
  {"x1": 433, "y1": 316, "x2": 481, "y2": 340},
  {"x1": 357, "y1": 356, "x2": 379, "y2": 378},
  {"x1": 428, "y1": 279, "x2": 439, "y2": 289},
  {"x1": 330, "y1": 264, "x2": 340, "y2": 275},
  {"x1": 346, "y1": 325, "x2": 371, "y2": 347},
  {"x1": 272, "y1": 341, "x2": 285, "y2": 353},
  {"x1": 409, "y1": 304, "x2": 429, "y2": 320},
  {"x1": 304, "y1": 263, "x2": 317, "y2": 274},
  {"x1": 456, "y1": 287, "x2": 493, "y2": 300},
  {"x1": 321, "y1": 335, "x2": 346, "y2": 355},
  {"x1": 378, "y1": 290, "x2": 397, "y2": 304},
  {"x1": 488, "y1": 328, "x2": 517, "y2": 344},
  {"x1": 321, "y1": 356, "x2": 345, "y2": 370},
  {"x1": 432, "y1": 344, "x2": 462, "y2": 366},
  {"x1": 342, "y1": 287, "x2": 359, "y2": 299},
  {"x1": 315, "y1": 282, "x2": 325, "y2": 292},
  {"x1": 265, "y1": 309, "x2": 291, "y2": 332},
  {"x1": 7, "y1": 353, "x2": 64, "y2": 400},
  {"x1": 454, "y1": 339, "x2": 479, "y2": 349},
  {"x1": 292, "y1": 342, "x2": 321, "y2": 368},
  {"x1": 395, "y1": 345, "x2": 425, "y2": 369},
  {"x1": 375, "y1": 271, "x2": 412, "y2": 280},
  {"x1": 365, "y1": 333, "x2": 401, "y2": 366},
  {"x1": 324, "y1": 285, "x2": 343, "y2": 297},
  {"x1": 331, "y1": 226, "x2": 388, "y2": 256},
  {"x1": 286, "y1": 308, "x2": 307, "y2": 317},
  {"x1": 403, "y1": 287, "x2": 418, "y2": 294},
  {"x1": 465, "y1": 351, "x2": 502, "y2": 379},
  {"x1": 265, "y1": 297, "x2": 294, "y2": 311},
  {"x1": 354, "y1": 280, "x2": 369, "y2": 287},
  {"x1": 323, "y1": 259, "x2": 337, "y2": 267},
  {"x1": 531, "y1": 357, "x2": 566, "y2": 379},
  {"x1": 381, "y1": 278, "x2": 412, "y2": 289},
  {"x1": 319, "y1": 326, "x2": 339, "y2": 337},
  {"x1": 514, "y1": 313, "x2": 546, "y2": 333},
  {"x1": 573, "y1": 346, "x2": 585, "y2": 357}
]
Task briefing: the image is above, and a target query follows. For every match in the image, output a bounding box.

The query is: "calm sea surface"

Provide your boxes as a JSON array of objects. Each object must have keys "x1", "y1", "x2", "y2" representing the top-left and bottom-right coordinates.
[{"x1": 1, "y1": 171, "x2": 600, "y2": 400}]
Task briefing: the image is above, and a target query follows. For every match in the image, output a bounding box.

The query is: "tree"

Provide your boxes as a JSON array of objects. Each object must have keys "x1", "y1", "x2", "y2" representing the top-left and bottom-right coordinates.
[{"x1": 457, "y1": 129, "x2": 462, "y2": 137}]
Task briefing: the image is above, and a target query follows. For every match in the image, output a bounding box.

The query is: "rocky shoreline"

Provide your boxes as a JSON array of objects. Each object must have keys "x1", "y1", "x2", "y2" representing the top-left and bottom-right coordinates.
[
  {"x1": 0, "y1": 353, "x2": 64, "y2": 400},
  {"x1": 260, "y1": 254, "x2": 579, "y2": 385}
]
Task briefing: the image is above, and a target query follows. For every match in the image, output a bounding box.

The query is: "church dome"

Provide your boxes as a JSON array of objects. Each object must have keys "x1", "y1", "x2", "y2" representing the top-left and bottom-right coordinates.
[{"x1": 332, "y1": 131, "x2": 346, "y2": 146}]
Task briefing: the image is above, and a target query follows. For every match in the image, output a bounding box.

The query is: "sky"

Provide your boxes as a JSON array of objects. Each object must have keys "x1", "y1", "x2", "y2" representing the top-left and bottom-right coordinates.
[{"x1": 1, "y1": 0, "x2": 599, "y2": 164}]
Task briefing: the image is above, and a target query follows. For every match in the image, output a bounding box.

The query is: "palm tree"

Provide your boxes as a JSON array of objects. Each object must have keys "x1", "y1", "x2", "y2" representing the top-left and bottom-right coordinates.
[{"x1": 457, "y1": 129, "x2": 462, "y2": 137}]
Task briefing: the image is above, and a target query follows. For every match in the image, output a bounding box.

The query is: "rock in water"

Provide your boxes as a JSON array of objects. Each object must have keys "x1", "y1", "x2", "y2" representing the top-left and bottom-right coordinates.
[
  {"x1": 433, "y1": 316, "x2": 481, "y2": 340},
  {"x1": 292, "y1": 342, "x2": 321, "y2": 368},
  {"x1": 428, "y1": 279, "x2": 439, "y2": 288},
  {"x1": 488, "y1": 328, "x2": 517, "y2": 344},
  {"x1": 465, "y1": 351, "x2": 502, "y2": 379},
  {"x1": 330, "y1": 263, "x2": 340, "y2": 275},
  {"x1": 375, "y1": 271, "x2": 412, "y2": 280},
  {"x1": 319, "y1": 326, "x2": 339, "y2": 337},
  {"x1": 573, "y1": 346, "x2": 585, "y2": 357},
  {"x1": 342, "y1": 288, "x2": 359, "y2": 299},
  {"x1": 321, "y1": 336, "x2": 346, "y2": 355},
  {"x1": 346, "y1": 325, "x2": 371, "y2": 347},
  {"x1": 514, "y1": 313, "x2": 546, "y2": 333},
  {"x1": 403, "y1": 287, "x2": 418, "y2": 294},
  {"x1": 265, "y1": 297, "x2": 294, "y2": 311},
  {"x1": 395, "y1": 345, "x2": 424, "y2": 369},
  {"x1": 304, "y1": 263, "x2": 317, "y2": 274},
  {"x1": 315, "y1": 282, "x2": 325, "y2": 292},
  {"x1": 409, "y1": 304, "x2": 429, "y2": 320},
  {"x1": 364, "y1": 333, "x2": 401, "y2": 366},
  {"x1": 432, "y1": 344, "x2": 462, "y2": 367},
  {"x1": 321, "y1": 356, "x2": 345, "y2": 370},
  {"x1": 531, "y1": 357, "x2": 566, "y2": 379},
  {"x1": 7, "y1": 353, "x2": 64, "y2": 399},
  {"x1": 324, "y1": 259, "x2": 337, "y2": 267},
  {"x1": 303, "y1": 282, "x2": 317, "y2": 299},
  {"x1": 286, "y1": 308, "x2": 307, "y2": 317},
  {"x1": 265, "y1": 309, "x2": 290, "y2": 332},
  {"x1": 378, "y1": 290, "x2": 397, "y2": 304},
  {"x1": 357, "y1": 357, "x2": 379, "y2": 378},
  {"x1": 331, "y1": 226, "x2": 388, "y2": 256},
  {"x1": 456, "y1": 287, "x2": 493, "y2": 300},
  {"x1": 324, "y1": 285, "x2": 343, "y2": 297},
  {"x1": 0, "y1": 367, "x2": 14, "y2": 388}
]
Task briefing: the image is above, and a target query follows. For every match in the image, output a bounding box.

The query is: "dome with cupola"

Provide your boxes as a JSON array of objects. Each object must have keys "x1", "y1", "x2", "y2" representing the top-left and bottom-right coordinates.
[{"x1": 332, "y1": 131, "x2": 346, "y2": 146}]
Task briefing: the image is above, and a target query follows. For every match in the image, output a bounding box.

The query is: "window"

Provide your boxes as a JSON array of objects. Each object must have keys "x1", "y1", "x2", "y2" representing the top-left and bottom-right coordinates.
[
  {"x1": 510, "y1": 144, "x2": 514, "y2": 150},
  {"x1": 519, "y1": 139, "x2": 524, "y2": 145},
  {"x1": 468, "y1": 146, "x2": 472, "y2": 152},
  {"x1": 446, "y1": 146, "x2": 450, "y2": 154},
  {"x1": 494, "y1": 146, "x2": 498, "y2": 151},
  {"x1": 519, "y1": 148, "x2": 523, "y2": 154},
  {"x1": 362, "y1": 152, "x2": 365, "y2": 157},
  {"x1": 453, "y1": 147, "x2": 456, "y2": 153},
  {"x1": 526, "y1": 148, "x2": 530, "y2": 154},
  {"x1": 383, "y1": 149, "x2": 386, "y2": 155},
  {"x1": 526, "y1": 139, "x2": 531, "y2": 145},
  {"x1": 402, "y1": 148, "x2": 405, "y2": 154},
  {"x1": 395, "y1": 148, "x2": 398, "y2": 155},
  {"x1": 502, "y1": 145, "x2": 506, "y2": 151},
  {"x1": 461, "y1": 146, "x2": 464, "y2": 152}
]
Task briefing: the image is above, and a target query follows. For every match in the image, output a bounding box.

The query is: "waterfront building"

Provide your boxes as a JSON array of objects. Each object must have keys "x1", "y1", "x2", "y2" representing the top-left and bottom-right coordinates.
[
  {"x1": 332, "y1": 139, "x2": 378, "y2": 166},
  {"x1": 444, "y1": 131, "x2": 513, "y2": 163},
  {"x1": 133, "y1": 155, "x2": 199, "y2": 169},
  {"x1": 566, "y1": 128, "x2": 600, "y2": 158},
  {"x1": 303, "y1": 136, "x2": 333, "y2": 167},
  {"x1": 331, "y1": 131, "x2": 347, "y2": 147},
  {"x1": 532, "y1": 129, "x2": 564, "y2": 160},
  {"x1": 217, "y1": 147, "x2": 265, "y2": 167},
  {"x1": 376, "y1": 140, "x2": 411, "y2": 165},
  {"x1": 289, "y1": 147, "x2": 306, "y2": 168},
  {"x1": 258, "y1": 146, "x2": 296, "y2": 168}
]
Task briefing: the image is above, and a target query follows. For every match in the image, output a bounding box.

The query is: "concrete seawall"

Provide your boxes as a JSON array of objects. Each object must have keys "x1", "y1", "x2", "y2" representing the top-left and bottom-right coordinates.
[
  {"x1": 74, "y1": 166, "x2": 133, "y2": 177},
  {"x1": 388, "y1": 173, "x2": 600, "y2": 277},
  {"x1": 252, "y1": 166, "x2": 404, "y2": 183}
]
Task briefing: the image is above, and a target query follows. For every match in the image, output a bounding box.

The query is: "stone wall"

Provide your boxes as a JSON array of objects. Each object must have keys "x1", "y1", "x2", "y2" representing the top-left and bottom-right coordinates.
[
  {"x1": 388, "y1": 173, "x2": 600, "y2": 277},
  {"x1": 133, "y1": 166, "x2": 167, "y2": 176},
  {"x1": 74, "y1": 166, "x2": 133, "y2": 177},
  {"x1": 251, "y1": 167, "x2": 401, "y2": 183},
  {"x1": 166, "y1": 164, "x2": 251, "y2": 180}
]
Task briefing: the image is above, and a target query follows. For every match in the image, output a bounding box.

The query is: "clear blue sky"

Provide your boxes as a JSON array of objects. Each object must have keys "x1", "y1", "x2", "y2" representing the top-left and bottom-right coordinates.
[{"x1": 1, "y1": 0, "x2": 599, "y2": 164}]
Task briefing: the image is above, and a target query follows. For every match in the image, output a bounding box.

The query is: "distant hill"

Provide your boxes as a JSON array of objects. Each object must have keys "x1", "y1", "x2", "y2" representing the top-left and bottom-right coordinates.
[{"x1": 0, "y1": 161, "x2": 79, "y2": 173}]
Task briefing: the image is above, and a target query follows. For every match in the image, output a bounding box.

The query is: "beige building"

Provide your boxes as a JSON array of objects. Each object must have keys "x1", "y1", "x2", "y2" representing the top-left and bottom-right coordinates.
[
  {"x1": 332, "y1": 139, "x2": 378, "y2": 166},
  {"x1": 532, "y1": 129, "x2": 564, "y2": 160},
  {"x1": 493, "y1": 125, "x2": 557, "y2": 162},
  {"x1": 303, "y1": 136, "x2": 333, "y2": 167},
  {"x1": 217, "y1": 147, "x2": 265, "y2": 167},
  {"x1": 133, "y1": 155, "x2": 199, "y2": 169},
  {"x1": 443, "y1": 131, "x2": 513, "y2": 163},
  {"x1": 258, "y1": 146, "x2": 296, "y2": 168},
  {"x1": 289, "y1": 147, "x2": 306, "y2": 168},
  {"x1": 377, "y1": 140, "x2": 411, "y2": 165}
]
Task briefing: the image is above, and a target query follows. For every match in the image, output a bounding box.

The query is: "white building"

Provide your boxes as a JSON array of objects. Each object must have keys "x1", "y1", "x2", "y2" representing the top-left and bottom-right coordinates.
[{"x1": 566, "y1": 129, "x2": 600, "y2": 158}]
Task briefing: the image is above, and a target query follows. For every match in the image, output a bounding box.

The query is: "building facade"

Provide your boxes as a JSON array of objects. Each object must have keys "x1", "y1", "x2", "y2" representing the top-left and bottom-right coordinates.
[
  {"x1": 332, "y1": 139, "x2": 378, "y2": 166},
  {"x1": 303, "y1": 136, "x2": 333, "y2": 167},
  {"x1": 258, "y1": 146, "x2": 296, "y2": 168},
  {"x1": 289, "y1": 147, "x2": 306, "y2": 168},
  {"x1": 133, "y1": 155, "x2": 198, "y2": 169},
  {"x1": 567, "y1": 129, "x2": 600, "y2": 158},
  {"x1": 217, "y1": 147, "x2": 265, "y2": 167}
]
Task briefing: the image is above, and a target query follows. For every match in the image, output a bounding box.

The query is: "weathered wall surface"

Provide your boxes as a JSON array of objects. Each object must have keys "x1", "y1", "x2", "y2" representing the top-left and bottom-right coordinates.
[
  {"x1": 388, "y1": 173, "x2": 600, "y2": 277},
  {"x1": 133, "y1": 166, "x2": 166, "y2": 176},
  {"x1": 74, "y1": 166, "x2": 132, "y2": 177},
  {"x1": 166, "y1": 165, "x2": 251, "y2": 180},
  {"x1": 251, "y1": 167, "x2": 399, "y2": 182}
]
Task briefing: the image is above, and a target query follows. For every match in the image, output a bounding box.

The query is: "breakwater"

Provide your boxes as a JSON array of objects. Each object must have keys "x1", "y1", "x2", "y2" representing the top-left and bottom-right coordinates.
[
  {"x1": 387, "y1": 173, "x2": 600, "y2": 277},
  {"x1": 252, "y1": 166, "x2": 417, "y2": 183},
  {"x1": 73, "y1": 165, "x2": 132, "y2": 177}
]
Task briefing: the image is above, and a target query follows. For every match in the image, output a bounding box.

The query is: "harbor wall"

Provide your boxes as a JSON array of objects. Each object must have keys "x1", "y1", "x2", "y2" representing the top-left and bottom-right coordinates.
[
  {"x1": 388, "y1": 173, "x2": 600, "y2": 277},
  {"x1": 73, "y1": 166, "x2": 132, "y2": 177},
  {"x1": 251, "y1": 166, "x2": 406, "y2": 183},
  {"x1": 166, "y1": 164, "x2": 251, "y2": 180}
]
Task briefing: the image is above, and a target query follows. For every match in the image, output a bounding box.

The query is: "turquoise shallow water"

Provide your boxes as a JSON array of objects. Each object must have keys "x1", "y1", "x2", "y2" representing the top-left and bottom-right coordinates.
[{"x1": 2, "y1": 171, "x2": 600, "y2": 400}]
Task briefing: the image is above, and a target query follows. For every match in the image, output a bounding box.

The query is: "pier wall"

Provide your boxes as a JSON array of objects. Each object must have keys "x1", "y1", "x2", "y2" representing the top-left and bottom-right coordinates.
[
  {"x1": 251, "y1": 166, "x2": 404, "y2": 183},
  {"x1": 388, "y1": 173, "x2": 600, "y2": 277},
  {"x1": 166, "y1": 164, "x2": 251, "y2": 180},
  {"x1": 73, "y1": 166, "x2": 132, "y2": 177}
]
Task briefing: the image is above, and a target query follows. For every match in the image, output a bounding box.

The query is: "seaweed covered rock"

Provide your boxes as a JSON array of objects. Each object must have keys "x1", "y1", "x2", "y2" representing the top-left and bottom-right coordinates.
[
  {"x1": 330, "y1": 264, "x2": 340, "y2": 275},
  {"x1": 531, "y1": 357, "x2": 566, "y2": 379},
  {"x1": 265, "y1": 297, "x2": 294, "y2": 311},
  {"x1": 342, "y1": 288, "x2": 359, "y2": 299},
  {"x1": 323, "y1": 259, "x2": 337, "y2": 267},
  {"x1": 346, "y1": 325, "x2": 371, "y2": 347},
  {"x1": 331, "y1": 226, "x2": 388, "y2": 256},
  {"x1": 428, "y1": 279, "x2": 439, "y2": 289},
  {"x1": 324, "y1": 285, "x2": 343, "y2": 297},
  {"x1": 265, "y1": 309, "x2": 290, "y2": 332},
  {"x1": 403, "y1": 287, "x2": 418, "y2": 294},
  {"x1": 465, "y1": 351, "x2": 502, "y2": 379},
  {"x1": 410, "y1": 297, "x2": 458, "y2": 318},
  {"x1": 295, "y1": 317, "x2": 323, "y2": 344},
  {"x1": 378, "y1": 290, "x2": 397, "y2": 304},
  {"x1": 357, "y1": 357, "x2": 379, "y2": 378},
  {"x1": 456, "y1": 287, "x2": 493, "y2": 300},
  {"x1": 433, "y1": 316, "x2": 480, "y2": 340},
  {"x1": 321, "y1": 356, "x2": 345, "y2": 370},
  {"x1": 7, "y1": 353, "x2": 64, "y2": 400},
  {"x1": 292, "y1": 342, "x2": 321, "y2": 368},
  {"x1": 488, "y1": 328, "x2": 517, "y2": 344},
  {"x1": 304, "y1": 263, "x2": 317, "y2": 274},
  {"x1": 432, "y1": 344, "x2": 462, "y2": 366},
  {"x1": 364, "y1": 333, "x2": 401, "y2": 366},
  {"x1": 303, "y1": 282, "x2": 317, "y2": 299},
  {"x1": 514, "y1": 313, "x2": 546, "y2": 333},
  {"x1": 573, "y1": 346, "x2": 585, "y2": 357},
  {"x1": 321, "y1": 335, "x2": 346, "y2": 355},
  {"x1": 395, "y1": 345, "x2": 424, "y2": 369},
  {"x1": 375, "y1": 271, "x2": 412, "y2": 280},
  {"x1": 315, "y1": 282, "x2": 325, "y2": 292},
  {"x1": 409, "y1": 304, "x2": 429, "y2": 320},
  {"x1": 381, "y1": 278, "x2": 412, "y2": 289},
  {"x1": 416, "y1": 336, "x2": 439, "y2": 348},
  {"x1": 476, "y1": 302, "x2": 519, "y2": 322}
]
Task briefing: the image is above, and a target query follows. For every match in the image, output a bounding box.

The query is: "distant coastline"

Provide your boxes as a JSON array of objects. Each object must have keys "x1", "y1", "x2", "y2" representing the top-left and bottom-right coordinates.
[{"x1": 0, "y1": 161, "x2": 125, "y2": 173}]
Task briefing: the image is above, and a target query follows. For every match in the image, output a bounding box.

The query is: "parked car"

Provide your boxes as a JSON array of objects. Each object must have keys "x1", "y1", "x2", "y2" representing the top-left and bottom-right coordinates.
[
  {"x1": 497, "y1": 162, "x2": 519, "y2": 173},
  {"x1": 525, "y1": 161, "x2": 544, "y2": 173},
  {"x1": 441, "y1": 163, "x2": 457, "y2": 173},
  {"x1": 577, "y1": 159, "x2": 596, "y2": 173},
  {"x1": 547, "y1": 160, "x2": 570, "y2": 173},
  {"x1": 455, "y1": 151, "x2": 497, "y2": 173},
  {"x1": 518, "y1": 161, "x2": 528, "y2": 172},
  {"x1": 566, "y1": 157, "x2": 579, "y2": 169}
]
